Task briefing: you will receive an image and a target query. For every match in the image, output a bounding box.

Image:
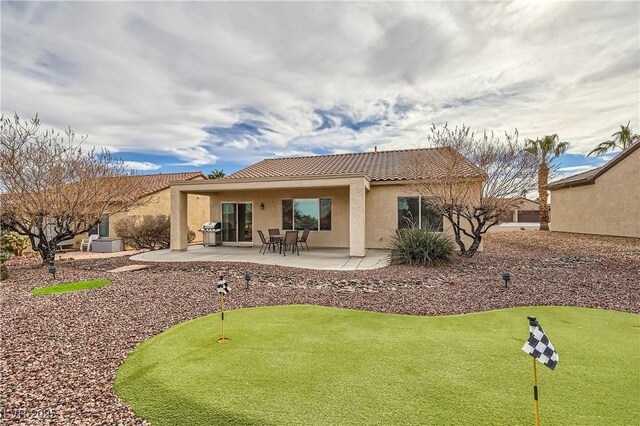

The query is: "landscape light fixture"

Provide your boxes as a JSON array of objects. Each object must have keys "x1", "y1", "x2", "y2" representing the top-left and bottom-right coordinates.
[
  {"x1": 260, "y1": 202, "x2": 265, "y2": 210},
  {"x1": 502, "y1": 272, "x2": 511, "y2": 289},
  {"x1": 48, "y1": 260, "x2": 57, "y2": 280},
  {"x1": 244, "y1": 270, "x2": 253, "y2": 289}
]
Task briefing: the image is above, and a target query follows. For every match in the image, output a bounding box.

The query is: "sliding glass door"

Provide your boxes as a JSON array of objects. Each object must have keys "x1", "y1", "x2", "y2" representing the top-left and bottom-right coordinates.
[{"x1": 221, "y1": 202, "x2": 253, "y2": 244}]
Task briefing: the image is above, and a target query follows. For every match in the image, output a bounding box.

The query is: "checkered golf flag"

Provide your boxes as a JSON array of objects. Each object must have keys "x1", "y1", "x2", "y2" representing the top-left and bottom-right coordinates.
[
  {"x1": 522, "y1": 317, "x2": 559, "y2": 370},
  {"x1": 217, "y1": 277, "x2": 230, "y2": 296}
]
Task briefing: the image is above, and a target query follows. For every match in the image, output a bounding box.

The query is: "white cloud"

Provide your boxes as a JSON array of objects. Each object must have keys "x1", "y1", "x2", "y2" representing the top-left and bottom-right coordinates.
[
  {"x1": 1, "y1": 1, "x2": 638, "y2": 167},
  {"x1": 122, "y1": 161, "x2": 161, "y2": 171}
]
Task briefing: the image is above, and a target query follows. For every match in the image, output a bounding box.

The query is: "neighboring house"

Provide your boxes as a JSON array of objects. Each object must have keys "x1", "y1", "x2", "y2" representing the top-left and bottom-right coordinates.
[
  {"x1": 169, "y1": 148, "x2": 485, "y2": 256},
  {"x1": 73, "y1": 172, "x2": 210, "y2": 248},
  {"x1": 499, "y1": 197, "x2": 548, "y2": 223},
  {"x1": 547, "y1": 142, "x2": 639, "y2": 238}
]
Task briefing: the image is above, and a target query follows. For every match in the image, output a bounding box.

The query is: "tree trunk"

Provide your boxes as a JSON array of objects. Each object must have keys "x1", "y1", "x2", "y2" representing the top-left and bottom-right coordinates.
[
  {"x1": 538, "y1": 162, "x2": 550, "y2": 231},
  {"x1": 36, "y1": 240, "x2": 56, "y2": 266},
  {"x1": 452, "y1": 226, "x2": 467, "y2": 253},
  {"x1": 448, "y1": 214, "x2": 467, "y2": 253},
  {"x1": 463, "y1": 234, "x2": 483, "y2": 257}
]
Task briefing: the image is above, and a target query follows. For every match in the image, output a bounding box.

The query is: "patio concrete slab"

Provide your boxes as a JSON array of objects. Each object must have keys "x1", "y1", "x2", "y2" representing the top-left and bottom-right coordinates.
[{"x1": 130, "y1": 245, "x2": 390, "y2": 270}]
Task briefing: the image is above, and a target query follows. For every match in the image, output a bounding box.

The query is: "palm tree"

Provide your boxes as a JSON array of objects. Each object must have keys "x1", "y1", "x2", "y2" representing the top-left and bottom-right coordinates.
[
  {"x1": 588, "y1": 122, "x2": 639, "y2": 157},
  {"x1": 207, "y1": 169, "x2": 225, "y2": 179},
  {"x1": 525, "y1": 135, "x2": 570, "y2": 231}
]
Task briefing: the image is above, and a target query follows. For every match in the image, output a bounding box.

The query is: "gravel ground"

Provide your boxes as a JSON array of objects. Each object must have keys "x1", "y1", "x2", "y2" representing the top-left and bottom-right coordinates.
[{"x1": 1, "y1": 231, "x2": 638, "y2": 425}]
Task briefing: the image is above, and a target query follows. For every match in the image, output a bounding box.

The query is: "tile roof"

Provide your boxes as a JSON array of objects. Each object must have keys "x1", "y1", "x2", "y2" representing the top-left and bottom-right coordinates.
[
  {"x1": 227, "y1": 148, "x2": 483, "y2": 182},
  {"x1": 118, "y1": 171, "x2": 206, "y2": 198},
  {"x1": 548, "y1": 142, "x2": 639, "y2": 190},
  {"x1": 547, "y1": 168, "x2": 600, "y2": 188},
  {"x1": 0, "y1": 172, "x2": 206, "y2": 205}
]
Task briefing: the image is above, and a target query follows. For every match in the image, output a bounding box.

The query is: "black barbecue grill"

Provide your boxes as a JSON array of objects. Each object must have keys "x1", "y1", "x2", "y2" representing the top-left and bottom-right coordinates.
[{"x1": 199, "y1": 222, "x2": 222, "y2": 246}]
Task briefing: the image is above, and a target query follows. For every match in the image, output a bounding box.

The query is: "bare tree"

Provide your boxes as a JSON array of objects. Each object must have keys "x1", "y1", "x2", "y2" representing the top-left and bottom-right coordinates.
[
  {"x1": 0, "y1": 114, "x2": 148, "y2": 264},
  {"x1": 407, "y1": 124, "x2": 538, "y2": 257}
]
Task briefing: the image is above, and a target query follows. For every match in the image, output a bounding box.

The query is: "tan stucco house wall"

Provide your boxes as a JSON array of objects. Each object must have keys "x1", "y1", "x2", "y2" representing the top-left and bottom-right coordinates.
[
  {"x1": 208, "y1": 186, "x2": 351, "y2": 248},
  {"x1": 364, "y1": 183, "x2": 481, "y2": 251},
  {"x1": 71, "y1": 175, "x2": 210, "y2": 248},
  {"x1": 549, "y1": 144, "x2": 639, "y2": 238},
  {"x1": 109, "y1": 188, "x2": 209, "y2": 242}
]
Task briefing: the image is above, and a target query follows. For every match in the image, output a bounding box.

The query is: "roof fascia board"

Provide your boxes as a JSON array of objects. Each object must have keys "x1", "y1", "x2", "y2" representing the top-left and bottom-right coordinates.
[
  {"x1": 172, "y1": 172, "x2": 371, "y2": 186},
  {"x1": 548, "y1": 179, "x2": 596, "y2": 191},
  {"x1": 171, "y1": 174, "x2": 371, "y2": 193}
]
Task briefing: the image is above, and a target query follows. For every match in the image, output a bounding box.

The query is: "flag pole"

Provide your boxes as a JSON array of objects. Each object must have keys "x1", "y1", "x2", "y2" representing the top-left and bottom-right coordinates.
[
  {"x1": 532, "y1": 356, "x2": 540, "y2": 426},
  {"x1": 527, "y1": 315, "x2": 541, "y2": 426},
  {"x1": 218, "y1": 293, "x2": 227, "y2": 343},
  {"x1": 217, "y1": 275, "x2": 229, "y2": 344},
  {"x1": 523, "y1": 315, "x2": 558, "y2": 426}
]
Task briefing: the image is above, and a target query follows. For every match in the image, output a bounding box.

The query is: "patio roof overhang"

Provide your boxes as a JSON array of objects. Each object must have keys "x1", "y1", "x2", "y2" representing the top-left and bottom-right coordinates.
[
  {"x1": 170, "y1": 172, "x2": 371, "y2": 193},
  {"x1": 170, "y1": 173, "x2": 371, "y2": 257}
]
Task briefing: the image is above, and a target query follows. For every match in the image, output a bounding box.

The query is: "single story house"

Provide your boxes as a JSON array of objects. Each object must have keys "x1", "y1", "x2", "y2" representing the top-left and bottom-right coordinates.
[
  {"x1": 170, "y1": 148, "x2": 485, "y2": 256},
  {"x1": 499, "y1": 197, "x2": 547, "y2": 223},
  {"x1": 69, "y1": 172, "x2": 210, "y2": 248},
  {"x1": 547, "y1": 142, "x2": 639, "y2": 238}
]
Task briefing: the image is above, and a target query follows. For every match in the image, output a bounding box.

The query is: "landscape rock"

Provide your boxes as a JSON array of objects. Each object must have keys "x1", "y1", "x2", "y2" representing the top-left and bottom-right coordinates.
[{"x1": 0, "y1": 231, "x2": 638, "y2": 424}]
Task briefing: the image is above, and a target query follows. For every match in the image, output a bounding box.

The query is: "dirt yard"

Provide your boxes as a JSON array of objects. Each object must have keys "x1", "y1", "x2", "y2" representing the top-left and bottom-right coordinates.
[{"x1": 1, "y1": 231, "x2": 638, "y2": 424}]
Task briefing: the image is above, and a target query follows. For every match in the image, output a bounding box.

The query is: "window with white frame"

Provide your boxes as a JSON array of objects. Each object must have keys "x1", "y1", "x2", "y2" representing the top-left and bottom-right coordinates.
[
  {"x1": 88, "y1": 213, "x2": 110, "y2": 237},
  {"x1": 282, "y1": 198, "x2": 332, "y2": 231},
  {"x1": 397, "y1": 197, "x2": 443, "y2": 232}
]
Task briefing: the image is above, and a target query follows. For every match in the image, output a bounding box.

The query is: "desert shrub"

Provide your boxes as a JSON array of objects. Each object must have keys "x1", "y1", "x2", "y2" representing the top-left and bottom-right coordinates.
[
  {"x1": 390, "y1": 226, "x2": 456, "y2": 266},
  {"x1": 115, "y1": 215, "x2": 170, "y2": 250},
  {"x1": 1, "y1": 230, "x2": 30, "y2": 256},
  {"x1": 115, "y1": 215, "x2": 194, "y2": 250}
]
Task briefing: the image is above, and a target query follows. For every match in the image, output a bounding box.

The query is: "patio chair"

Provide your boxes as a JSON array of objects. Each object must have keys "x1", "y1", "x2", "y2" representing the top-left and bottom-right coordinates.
[
  {"x1": 268, "y1": 228, "x2": 281, "y2": 246},
  {"x1": 282, "y1": 230, "x2": 299, "y2": 256},
  {"x1": 80, "y1": 234, "x2": 99, "y2": 252},
  {"x1": 257, "y1": 230, "x2": 277, "y2": 255},
  {"x1": 297, "y1": 228, "x2": 311, "y2": 251},
  {"x1": 56, "y1": 238, "x2": 75, "y2": 251}
]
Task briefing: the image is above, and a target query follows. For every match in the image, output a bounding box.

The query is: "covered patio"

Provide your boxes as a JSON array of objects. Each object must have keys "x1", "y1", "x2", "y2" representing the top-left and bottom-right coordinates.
[
  {"x1": 130, "y1": 245, "x2": 390, "y2": 270},
  {"x1": 170, "y1": 174, "x2": 370, "y2": 257}
]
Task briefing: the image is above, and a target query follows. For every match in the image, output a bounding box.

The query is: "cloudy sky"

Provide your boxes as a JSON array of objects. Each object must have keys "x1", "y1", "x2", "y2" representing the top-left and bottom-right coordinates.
[{"x1": 2, "y1": 1, "x2": 639, "y2": 176}]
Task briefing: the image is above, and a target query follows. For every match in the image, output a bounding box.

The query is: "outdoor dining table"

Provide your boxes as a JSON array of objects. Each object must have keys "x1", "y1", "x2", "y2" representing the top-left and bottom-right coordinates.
[
  {"x1": 270, "y1": 233, "x2": 297, "y2": 255},
  {"x1": 268, "y1": 234, "x2": 285, "y2": 253}
]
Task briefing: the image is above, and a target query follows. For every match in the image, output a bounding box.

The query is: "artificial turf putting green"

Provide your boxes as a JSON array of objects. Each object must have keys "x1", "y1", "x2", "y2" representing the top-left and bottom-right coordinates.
[
  {"x1": 31, "y1": 279, "x2": 111, "y2": 295},
  {"x1": 115, "y1": 305, "x2": 639, "y2": 425}
]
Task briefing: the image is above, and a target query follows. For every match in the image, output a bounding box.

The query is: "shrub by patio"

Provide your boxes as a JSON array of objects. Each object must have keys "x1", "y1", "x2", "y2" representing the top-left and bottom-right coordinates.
[
  {"x1": 390, "y1": 227, "x2": 456, "y2": 266},
  {"x1": 114, "y1": 215, "x2": 195, "y2": 250}
]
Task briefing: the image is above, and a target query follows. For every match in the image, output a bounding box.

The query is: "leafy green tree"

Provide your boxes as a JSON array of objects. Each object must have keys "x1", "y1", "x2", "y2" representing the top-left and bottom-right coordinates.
[
  {"x1": 207, "y1": 169, "x2": 225, "y2": 179},
  {"x1": 588, "y1": 122, "x2": 639, "y2": 157},
  {"x1": 524, "y1": 135, "x2": 569, "y2": 231}
]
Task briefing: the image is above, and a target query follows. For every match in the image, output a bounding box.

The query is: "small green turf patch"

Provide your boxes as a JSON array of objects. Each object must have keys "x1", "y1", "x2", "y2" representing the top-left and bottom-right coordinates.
[
  {"x1": 115, "y1": 305, "x2": 639, "y2": 425},
  {"x1": 31, "y1": 279, "x2": 111, "y2": 295}
]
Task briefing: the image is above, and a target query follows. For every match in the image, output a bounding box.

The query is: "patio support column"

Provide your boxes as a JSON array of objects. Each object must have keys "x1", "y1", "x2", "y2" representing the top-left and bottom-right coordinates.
[
  {"x1": 349, "y1": 180, "x2": 367, "y2": 257},
  {"x1": 170, "y1": 188, "x2": 188, "y2": 251}
]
